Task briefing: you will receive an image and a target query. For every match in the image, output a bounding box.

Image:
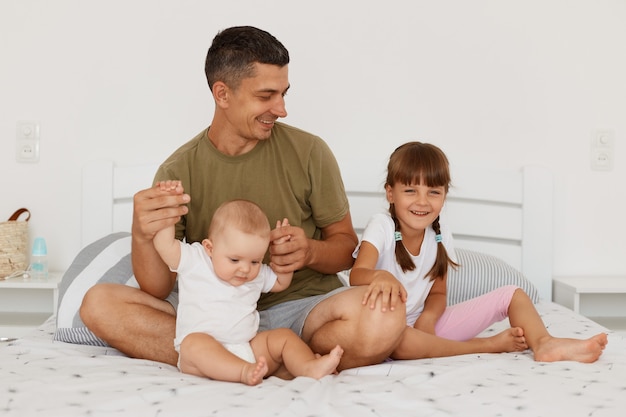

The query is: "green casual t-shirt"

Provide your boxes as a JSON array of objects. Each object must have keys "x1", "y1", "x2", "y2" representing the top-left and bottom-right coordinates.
[{"x1": 154, "y1": 122, "x2": 349, "y2": 310}]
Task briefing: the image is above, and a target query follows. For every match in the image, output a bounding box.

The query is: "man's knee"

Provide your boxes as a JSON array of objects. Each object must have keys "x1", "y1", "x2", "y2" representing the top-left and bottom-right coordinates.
[
  {"x1": 358, "y1": 308, "x2": 406, "y2": 357},
  {"x1": 340, "y1": 304, "x2": 406, "y2": 369},
  {"x1": 79, "y1": 283, "x2": 125, "y2": 328}
]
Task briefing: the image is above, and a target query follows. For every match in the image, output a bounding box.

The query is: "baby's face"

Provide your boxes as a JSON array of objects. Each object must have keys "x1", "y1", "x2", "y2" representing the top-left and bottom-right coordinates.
[{"x1": 206, "y1": 228, "x2": 269, "y2": 287}]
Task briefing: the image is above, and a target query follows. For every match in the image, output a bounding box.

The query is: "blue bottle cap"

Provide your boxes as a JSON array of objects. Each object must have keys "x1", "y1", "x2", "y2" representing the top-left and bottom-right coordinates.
[{"x1": 32, "y1": 237, "x2": 47, "y2": 256}]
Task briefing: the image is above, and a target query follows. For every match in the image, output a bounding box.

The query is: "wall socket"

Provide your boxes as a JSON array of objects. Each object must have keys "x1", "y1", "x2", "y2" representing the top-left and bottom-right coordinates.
[
  {"x1": 590, "y1": 129, "x2": 614, "y2": 171},
  {"x1": 16, "y1": 121, "x2": 40, "y2": 163}
]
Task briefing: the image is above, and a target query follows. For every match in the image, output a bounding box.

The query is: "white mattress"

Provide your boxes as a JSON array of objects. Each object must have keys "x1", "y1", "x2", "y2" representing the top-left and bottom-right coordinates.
[{"x1": 2, "y1": 301, "x2": 625, "y2": 417}]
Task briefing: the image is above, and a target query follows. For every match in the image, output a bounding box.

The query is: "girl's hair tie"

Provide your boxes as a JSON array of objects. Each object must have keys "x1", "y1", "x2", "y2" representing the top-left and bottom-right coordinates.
[
  {"x1": 435, "y1": 234, "x2": 442, "y2": 243},
  {"x1": 394, "y1": 231, "x2": 402, "y2": 242}
]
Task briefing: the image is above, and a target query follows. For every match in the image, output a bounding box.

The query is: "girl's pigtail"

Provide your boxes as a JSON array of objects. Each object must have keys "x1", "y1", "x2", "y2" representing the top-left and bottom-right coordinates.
[
  {"x1": 425, "y1": 216, "x2": 459, "y2": 281},
  {"x1": 391, "y1": 204, "x2": 416, "y2": 272}
]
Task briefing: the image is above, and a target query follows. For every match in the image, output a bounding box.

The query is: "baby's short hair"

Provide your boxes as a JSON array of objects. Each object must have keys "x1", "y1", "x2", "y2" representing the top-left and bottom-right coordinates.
[{"x1": 208, "y1": 199, "x2": 270, "y2": 240}]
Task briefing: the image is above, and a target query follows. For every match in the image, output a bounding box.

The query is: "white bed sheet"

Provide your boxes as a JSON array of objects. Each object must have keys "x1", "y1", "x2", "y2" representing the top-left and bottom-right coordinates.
[{"x1": 2, "y1": 301, "x2": 625, "y2": 417}]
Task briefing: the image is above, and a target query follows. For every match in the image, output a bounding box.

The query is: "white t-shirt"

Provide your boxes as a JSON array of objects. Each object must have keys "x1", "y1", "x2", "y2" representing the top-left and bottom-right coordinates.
[
  {"x1": 173, "y1": 241, "x2": 277, "y2": 350},
  {"x1": 353, "y1": 213, "x2": 456, "y2": 325}
]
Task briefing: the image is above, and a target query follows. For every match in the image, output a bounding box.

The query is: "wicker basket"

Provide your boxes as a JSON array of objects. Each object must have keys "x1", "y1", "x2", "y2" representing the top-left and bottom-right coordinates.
[{"x1": 0, "y1": 208, "x2": 30, "y2": 278}]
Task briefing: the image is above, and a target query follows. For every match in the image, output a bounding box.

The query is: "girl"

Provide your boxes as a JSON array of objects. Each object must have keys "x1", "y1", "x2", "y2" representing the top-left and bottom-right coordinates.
[{"x1": 350, "y1": 141, "x2": 608, "y2": 363}]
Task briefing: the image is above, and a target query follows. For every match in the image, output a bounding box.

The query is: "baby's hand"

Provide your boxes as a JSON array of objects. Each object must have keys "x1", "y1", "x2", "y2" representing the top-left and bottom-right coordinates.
[
  {"x1": 156, "y1": 180, "x2": 184, "y2": 194},
  {"x1": 273, "y1": 218, "x2": 291, "y2": 245}
]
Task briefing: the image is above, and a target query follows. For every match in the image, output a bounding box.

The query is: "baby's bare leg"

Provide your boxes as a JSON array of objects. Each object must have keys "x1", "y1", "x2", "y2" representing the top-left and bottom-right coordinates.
[
  {"x1": 251, "y1": 328, "x2": 343, "y2": 379},
  {"x1": 180, "y1": 333, "x2": 268, "y2": 385}
]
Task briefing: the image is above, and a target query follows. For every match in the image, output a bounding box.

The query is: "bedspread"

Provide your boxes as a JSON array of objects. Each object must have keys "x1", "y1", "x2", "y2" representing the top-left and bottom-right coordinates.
[{"x1": 2, "y1": 301, "x2": 625, "y2": 417}]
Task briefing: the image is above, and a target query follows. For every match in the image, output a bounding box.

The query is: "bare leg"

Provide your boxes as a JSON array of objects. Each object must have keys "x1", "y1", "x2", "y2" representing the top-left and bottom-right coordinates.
[
  {"x1": 470, "y1": 327, "x2": 528, "y2": 352},
  {"x1": 392, "y1": 326, "x2": 528, "y2": 360},
  {"x1": 507, "y1": 289, "x2": 608, "y2": 363},
  {"x1": 80, "y1": 283, "x2": 178, "y2": 365},
  {"x1": 180, "y1": 333, "x2": 268, "y2": 386},
  {"x1": 301, "y1": 287, "x2": 407, "y2": 371},
  {"x1": 251, "y1": 328, "x2": 343, "y2": 379}
]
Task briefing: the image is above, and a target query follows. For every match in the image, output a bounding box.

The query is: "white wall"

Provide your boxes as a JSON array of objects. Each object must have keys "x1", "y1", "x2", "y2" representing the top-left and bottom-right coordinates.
[{"x1": 1, "y1": 0, "x2": 625, "y2": 277}]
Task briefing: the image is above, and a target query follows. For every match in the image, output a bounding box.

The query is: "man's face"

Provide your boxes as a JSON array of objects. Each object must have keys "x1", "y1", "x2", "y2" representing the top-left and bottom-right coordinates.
[{"x1": 227, "y1": 63, "x2": 290, "y2": 142}]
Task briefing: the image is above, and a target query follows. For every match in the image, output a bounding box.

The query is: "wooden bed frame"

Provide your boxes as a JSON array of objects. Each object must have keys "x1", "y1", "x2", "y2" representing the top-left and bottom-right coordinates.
[{"x1": 81, "y1": 160, "x2": 553, "y2": 300}]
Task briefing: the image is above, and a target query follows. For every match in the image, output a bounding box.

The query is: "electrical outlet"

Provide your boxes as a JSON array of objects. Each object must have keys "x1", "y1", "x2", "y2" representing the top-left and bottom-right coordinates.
[
  {"x1": 16, "y1": 121, "x2": 40, "y2": 163},
  {"x1": 590, "y1": 129, "x2": 614, "y2": 171}
]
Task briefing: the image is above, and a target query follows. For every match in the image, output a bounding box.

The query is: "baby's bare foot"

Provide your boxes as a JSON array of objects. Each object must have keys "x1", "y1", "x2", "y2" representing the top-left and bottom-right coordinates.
[
  {"x1": 533, "y1": 333, "x2": 608, "y2": 363},
  {"x1": 304, "y1": 345, "x2": 344, "y2": 379},
  {"x1": 241, "y1": 356, "x2": 269, "y2": 386}
]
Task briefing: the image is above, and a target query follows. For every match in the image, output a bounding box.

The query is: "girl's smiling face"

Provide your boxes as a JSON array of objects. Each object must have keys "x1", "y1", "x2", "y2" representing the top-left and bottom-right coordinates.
[{"x1": 385, "y1": 181, "x2": 446, "y2": 235}]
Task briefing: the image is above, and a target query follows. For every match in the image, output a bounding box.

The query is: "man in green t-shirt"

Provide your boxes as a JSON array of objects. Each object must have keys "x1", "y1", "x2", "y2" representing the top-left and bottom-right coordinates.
[{"x1": 80, "y1": 26, "x2": 407, "y2": 372}]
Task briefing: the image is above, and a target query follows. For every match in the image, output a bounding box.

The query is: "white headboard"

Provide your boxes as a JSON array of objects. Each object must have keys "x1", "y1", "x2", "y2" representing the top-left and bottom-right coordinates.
[{"x1": 81, "y1": 160, "x2": 553, "y2": 300}]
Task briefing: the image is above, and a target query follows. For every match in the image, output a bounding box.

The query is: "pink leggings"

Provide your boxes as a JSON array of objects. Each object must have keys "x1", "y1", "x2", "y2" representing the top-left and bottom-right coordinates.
[{"x1": 434, "y1": 285, "x2": 519, "y2": 341}]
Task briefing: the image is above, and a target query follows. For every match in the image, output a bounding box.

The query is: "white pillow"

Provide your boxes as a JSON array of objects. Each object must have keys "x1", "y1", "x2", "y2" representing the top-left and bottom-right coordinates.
[{"x1": 54, "y1": 232, "x2": 137, "y2": 346}]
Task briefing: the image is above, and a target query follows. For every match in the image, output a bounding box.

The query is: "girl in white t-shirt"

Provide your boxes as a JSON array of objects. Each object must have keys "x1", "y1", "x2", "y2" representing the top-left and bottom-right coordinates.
[{"x1": 350, "y1": 142, "x2": 607, "y2": 363}]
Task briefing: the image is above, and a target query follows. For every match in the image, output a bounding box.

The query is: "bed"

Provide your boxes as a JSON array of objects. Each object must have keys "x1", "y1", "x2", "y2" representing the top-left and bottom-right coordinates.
[{"x1": 2, "y1": 159, "x2": 625, "y2": 417}]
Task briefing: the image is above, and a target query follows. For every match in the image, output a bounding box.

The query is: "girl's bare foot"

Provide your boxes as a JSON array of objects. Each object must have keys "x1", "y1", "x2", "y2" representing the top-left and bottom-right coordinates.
[
  {"x1": 486, "y1": 327, "x2": 528, "y2": 353},
  {"x1": 241, "y1": 356, "x2": 269, "y2": 386},
  {"x1": 533, "y1": 333, "x2": 608, "y2": 363},
  {"x1": 302, "y1": 345, "x2": 344, "y2": 379}
]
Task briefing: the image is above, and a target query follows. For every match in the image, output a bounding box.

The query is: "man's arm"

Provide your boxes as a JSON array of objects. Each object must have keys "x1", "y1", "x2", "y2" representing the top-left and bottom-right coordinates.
[
  {"x1": 131, "y1": 184, "x2": 189, "y2": 299},
  {"x1": 269, "y1": 212, "x2": 358, "y2": 275}
]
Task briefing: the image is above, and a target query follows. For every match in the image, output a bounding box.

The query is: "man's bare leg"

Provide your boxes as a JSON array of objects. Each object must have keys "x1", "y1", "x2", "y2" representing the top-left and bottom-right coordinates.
[
  {"x1": 302, "y1": 286, "x2": 406, "y2": 371},
  {"x1": 80, "y1": 283, "x2": 178, "y2": 366}
]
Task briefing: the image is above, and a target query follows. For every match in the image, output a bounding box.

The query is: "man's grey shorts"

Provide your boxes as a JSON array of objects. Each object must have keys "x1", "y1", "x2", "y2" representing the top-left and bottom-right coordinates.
[
  {"x1": 165, "y1": 291, "x2": 179, "y2": 312},
  {"x1": 258, "y1": 287, "x2": 350, "y2": 336},
  {"x1": 166, "y1": 286, "x2": 350, "y2": 337}
]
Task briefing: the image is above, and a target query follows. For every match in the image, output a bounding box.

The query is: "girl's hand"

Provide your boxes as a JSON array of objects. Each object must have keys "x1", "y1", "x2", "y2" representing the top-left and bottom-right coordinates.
[{"x1": 362, "y1": 273, "x2": 407, "y2": 313}]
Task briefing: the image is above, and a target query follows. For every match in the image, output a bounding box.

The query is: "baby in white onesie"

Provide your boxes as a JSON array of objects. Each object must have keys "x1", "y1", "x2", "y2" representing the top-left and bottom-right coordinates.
[{"x1": 153, "y1": 181, "x2": 343, "y2": 385}]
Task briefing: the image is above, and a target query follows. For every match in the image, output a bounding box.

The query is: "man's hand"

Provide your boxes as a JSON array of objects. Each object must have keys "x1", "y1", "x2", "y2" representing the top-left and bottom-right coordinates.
[
  {"x1": 132, "y1": 184, "x2": 190, "y2": 243},
  {"x1": 269, "y1": 224, "x2": 310, "y2": 274},
  {"x1": 131, "y1": 182, "x2": 189, "y2": 298}
]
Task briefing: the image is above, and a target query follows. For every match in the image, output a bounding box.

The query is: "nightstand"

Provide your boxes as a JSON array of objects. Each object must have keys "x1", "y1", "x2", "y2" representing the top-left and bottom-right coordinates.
[
  {"x1": 0, "y1": 272, "x2": 62, "y2": 339},
  {"x1": 553, "y1": 275, "x2": 626, "y2": 333}
]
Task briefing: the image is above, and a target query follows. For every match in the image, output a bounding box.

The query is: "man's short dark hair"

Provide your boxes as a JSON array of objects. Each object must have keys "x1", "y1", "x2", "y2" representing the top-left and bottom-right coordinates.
[{"x1": 205, "y1": 26, "x2": 290, "y2": 91}]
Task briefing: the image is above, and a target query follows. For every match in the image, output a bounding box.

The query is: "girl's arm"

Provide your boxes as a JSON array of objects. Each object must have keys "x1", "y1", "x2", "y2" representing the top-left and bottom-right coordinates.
[
  {"x1": 350, "y1": 241, "x2": 408, "y2": 313},
  {"x1": 413, "y1": 274, "x2": 447, "y2": 334}
]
